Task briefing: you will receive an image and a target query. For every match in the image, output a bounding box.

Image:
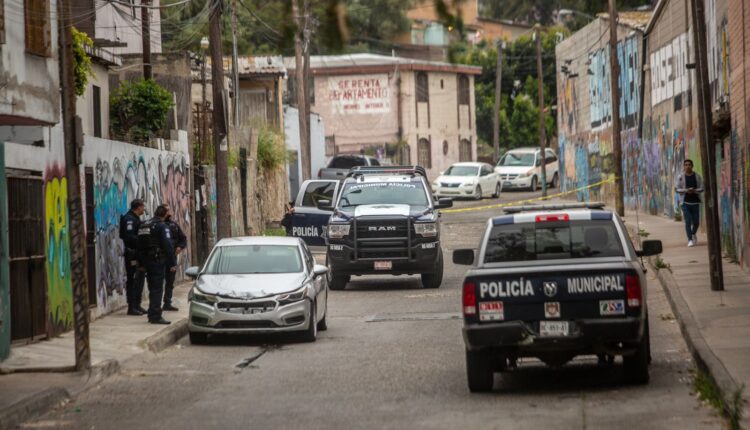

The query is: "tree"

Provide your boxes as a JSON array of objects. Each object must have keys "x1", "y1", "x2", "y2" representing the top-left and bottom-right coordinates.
[
  {"x1": 508, "y1": 95, "x2": 539, "y2": 148},
  {"x1": 479, "y1": 0, "x2": 655, "y2": 26}
]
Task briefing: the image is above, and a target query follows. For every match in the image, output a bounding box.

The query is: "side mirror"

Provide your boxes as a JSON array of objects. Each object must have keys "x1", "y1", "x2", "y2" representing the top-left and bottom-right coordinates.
[
  {"x1": 535, "y1": 159, "x2": 541, "y2": 167},
  {"x1": 637, "y1": 240, "x2": 663, "y2": 257},
  {"x1": 435, "y1": 198, "x2": 453, "y2": 209},
  {"x1": 316, "y1": 199, "x2": 333, "y2": 211},
  {"x1": 313, "y1": 264, "x2": 329, "y2": 277},
  {"x1": 453, "y1": 249, "x2": 475, "y2": 265},
  {"x1": 185, "y1": 266, "x2": 200, "y2": 279}
]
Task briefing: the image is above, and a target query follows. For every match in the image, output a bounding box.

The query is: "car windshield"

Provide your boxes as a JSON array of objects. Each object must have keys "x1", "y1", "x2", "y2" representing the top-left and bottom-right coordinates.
[
  {"x1": 484, "y1": 220, "x2": 625, "y2": 263},
  {"x1": 444, "y1": 166, "x2": 479, "y2": 176},
  {"x1": 339, "y1": 182, "x2": 428, "y2": 208},
  {"x1": 498, "y1": 152, "x2": 535, "y2": 167},
  {"x1": 204, "y1": 245, "x2": 303, "y2": 274}
]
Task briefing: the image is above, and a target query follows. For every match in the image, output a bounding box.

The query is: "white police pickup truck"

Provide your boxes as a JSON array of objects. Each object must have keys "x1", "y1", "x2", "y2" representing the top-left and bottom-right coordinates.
[{"x1": 453, "y1": 203, "x2": 663, "y2": 392}]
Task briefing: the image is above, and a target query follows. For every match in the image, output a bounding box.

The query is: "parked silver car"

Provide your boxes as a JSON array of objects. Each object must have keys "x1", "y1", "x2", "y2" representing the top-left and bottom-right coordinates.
[{"x1": 184, "y1": 236, "x2": 329, "y2": 344}]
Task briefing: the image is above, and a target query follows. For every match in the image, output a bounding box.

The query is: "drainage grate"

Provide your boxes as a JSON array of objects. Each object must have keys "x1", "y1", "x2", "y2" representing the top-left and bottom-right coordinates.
[{"x1": 365, "y1": 312, "x2": 462, "y2": 323}]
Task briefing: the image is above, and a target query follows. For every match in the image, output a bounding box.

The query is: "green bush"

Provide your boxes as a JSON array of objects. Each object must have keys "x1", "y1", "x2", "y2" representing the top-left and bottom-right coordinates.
[
  {"x1": 256, "y1": 126, "x2": 287, "y2": 171},
  {"x1": 110, "y1": 79, "x2": 174, "y2": 143},
  {"x1": 72, "y1": 27, "x2": 94, "y2": 97}
]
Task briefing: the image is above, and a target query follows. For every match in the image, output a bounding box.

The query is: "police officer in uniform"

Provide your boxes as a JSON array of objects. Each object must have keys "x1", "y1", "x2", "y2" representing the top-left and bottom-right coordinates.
[
  {"x1": 120, "y1": 199, "x2": 147, "y2": 316},
  {"x1": 163, "y1": 205, "x2": 187, "y2": 311},
  {"x1": 137, "y1": 204, "x2": 176, "y2": 325}
]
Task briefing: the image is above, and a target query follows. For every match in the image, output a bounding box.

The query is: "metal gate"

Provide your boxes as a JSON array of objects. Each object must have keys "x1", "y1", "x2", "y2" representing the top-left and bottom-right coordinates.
[{"x1": 7, "y1": 174, "x2": 47, "y2": 342}]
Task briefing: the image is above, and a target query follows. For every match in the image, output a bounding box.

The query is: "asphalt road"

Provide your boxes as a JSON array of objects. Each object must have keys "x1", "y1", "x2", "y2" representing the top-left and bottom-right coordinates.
[{"x1": 22, "y1": 190, "x2": 721, "y2": 430}]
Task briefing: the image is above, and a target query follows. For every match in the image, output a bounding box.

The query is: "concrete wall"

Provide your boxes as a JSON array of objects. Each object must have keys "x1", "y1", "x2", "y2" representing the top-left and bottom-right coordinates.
[
  {"x1": 75, "y1": 62, "x2": 111, "y2": 139},
  {"x1": 0, "y1": 0, "x2": 61, "y2": 124},
  {"x1": 81, "y1": 136, "x2": 191, "y2": 317}
]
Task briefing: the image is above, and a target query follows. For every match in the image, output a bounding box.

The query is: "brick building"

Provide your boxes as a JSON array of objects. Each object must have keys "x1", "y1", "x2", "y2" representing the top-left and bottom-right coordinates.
[{"x1": 285, "y1": 54, "x2": 481, "y2": 179}]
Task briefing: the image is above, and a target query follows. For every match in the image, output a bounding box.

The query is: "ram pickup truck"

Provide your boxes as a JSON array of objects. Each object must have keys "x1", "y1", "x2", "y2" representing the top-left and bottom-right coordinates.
[
  {"x1": 318, "y1": 155, "x2": 381, "y2": 180},
  {"x1": 453, "y1": 203, "x2": 663, "y2": 392}
]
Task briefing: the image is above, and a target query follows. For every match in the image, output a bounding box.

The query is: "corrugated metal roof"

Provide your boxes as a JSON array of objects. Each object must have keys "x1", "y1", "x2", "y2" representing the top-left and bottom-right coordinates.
[
  {"x1": 282, "y1": 53, "x2": 482, "y2": 74},
  {"x1": 224, "y1": 56, "x2": 287, "y2": 76},
  {"x1": 597, "y1": 10, "x2": 653, "y2": 32}
]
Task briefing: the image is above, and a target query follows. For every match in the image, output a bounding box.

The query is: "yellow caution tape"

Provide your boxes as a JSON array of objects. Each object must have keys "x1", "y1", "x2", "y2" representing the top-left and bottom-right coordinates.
[{"x1": 441, "y1": 177, "x2": 616, "y2": 214}]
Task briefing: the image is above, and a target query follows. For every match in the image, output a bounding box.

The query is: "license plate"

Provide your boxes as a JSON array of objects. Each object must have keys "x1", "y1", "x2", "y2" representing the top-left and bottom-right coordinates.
[
  {"x1": 539, "y1": 321, "x2": 569, "y2": 337},
  {"x1": 503, "y1": 181, "x2": 512, "y2": 187},
  {"x1": 374, "y1": 261, "x2": 392, "y2": 270},
  {"x1": 479, "y1": 301, "x2": 504, "y2": 321}
]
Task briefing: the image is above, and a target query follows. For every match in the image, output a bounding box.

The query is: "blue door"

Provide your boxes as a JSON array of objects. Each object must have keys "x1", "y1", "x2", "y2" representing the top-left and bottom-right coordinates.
[{"x1": 291, "y1": 180, "x2": 338, "y2": 247}]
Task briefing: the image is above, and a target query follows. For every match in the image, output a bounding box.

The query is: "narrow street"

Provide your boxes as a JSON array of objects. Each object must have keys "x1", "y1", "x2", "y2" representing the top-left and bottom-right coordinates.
[{"x1": 22, "y1": 191, "x2": 720, "y2": 430}]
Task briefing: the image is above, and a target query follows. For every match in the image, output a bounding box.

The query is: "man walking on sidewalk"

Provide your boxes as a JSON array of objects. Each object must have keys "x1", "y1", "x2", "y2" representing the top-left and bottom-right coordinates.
[
  {"x1": 137, "y1": 205, "x2": 176, "y2": 325},
  {"x1": 163, "y1": 205, "x2": 187, "y2": 312},
  {"x1": 675, "y1": 159, "x2": 704, "y2": 247},
  {"x1": 120, "y1": 199, "x2": 147, "y2": 315}
]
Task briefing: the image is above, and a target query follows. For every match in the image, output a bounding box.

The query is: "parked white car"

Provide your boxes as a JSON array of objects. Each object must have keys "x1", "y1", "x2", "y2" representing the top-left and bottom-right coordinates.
[
  {"x1": 494, "y1": 147, "x2": 559, "y2": 192},
  {"x1": 432, "y1": 162, "x2": 501, "y2": 200}
]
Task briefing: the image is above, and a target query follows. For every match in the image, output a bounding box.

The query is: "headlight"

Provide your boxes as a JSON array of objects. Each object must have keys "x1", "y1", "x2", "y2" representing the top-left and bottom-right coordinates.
[
  {"x1": 277, "y1": 286, "x2": 307, "y2": 305},
  {"x1": 328, "y1": 223, "x2": 350, "y2": 239},
  {"x1": 189, "y1": 288, "x2": 216, "y2": 305},
  {"x1": 517, "y1": 171, "x2": 530, "y2": 178},
  {"x1": 414, "y1": 222, "x2": 438, "y2": 237},
  {"x1": 461, "y1": 181, "x2": 475, "y2": 187}
]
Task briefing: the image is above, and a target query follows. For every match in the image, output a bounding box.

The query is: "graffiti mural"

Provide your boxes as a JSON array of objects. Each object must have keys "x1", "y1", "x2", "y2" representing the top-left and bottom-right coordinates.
[
  {"x1": 44, "y1": 165, "x2": 73, "y2": 335},
  {"x1": 91, "y1": 149, "x2": 190, "y2": 311},
  {"x1": 650, "y1": 33, "x2": 691, "y2": 110}
]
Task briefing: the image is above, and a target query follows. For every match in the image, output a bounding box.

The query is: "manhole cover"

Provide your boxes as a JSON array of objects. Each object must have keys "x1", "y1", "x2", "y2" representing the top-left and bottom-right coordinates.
[{"x1": 366, "y1": 312, "x2": 461, "y2": 322}]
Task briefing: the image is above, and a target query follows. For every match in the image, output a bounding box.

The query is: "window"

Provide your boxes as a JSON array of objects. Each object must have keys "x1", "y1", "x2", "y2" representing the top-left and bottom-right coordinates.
[
  {"x1": 545, "y1": 151, "x2": 557, "y2": 163},
  {"x1": 340, "y1": 182, "x2": 429, "y2": 209},
  {"x1": 458, "y1": 75, "x2": 470, "y2": 105},
  {"x1": 484, "y1": 220, "x2": 624, "y2": 263},
  {"x1": 459, "y1": 139, "x2": 472, "y2": 161},
  {"x1": 416, "y1": 72, "x2": 429, "y2": 102},
  {"x1": 24, "y1": 0, "x2": 51, "y2": 56},
  {"x1": 481, "y1": 165, "x2": 492, "y2": 176},
  {"x1": 93, "y1": 85, "x2": 102, "y2": 138},
  {"x1": 301, "y1": 181, "x2": 337, "y2": 207},
  {"x1": 204, "y1": 245, "x2": 303, "y2": 274},
  {"x1": 444, "y1": 165, "x2": 478, "y2": 176},
  {"x1": 369, "y1": 158, "x2": 381, "y2": 166},
  {"x1": 417, "y1": 138, "x2": 431, "y2": 168}
]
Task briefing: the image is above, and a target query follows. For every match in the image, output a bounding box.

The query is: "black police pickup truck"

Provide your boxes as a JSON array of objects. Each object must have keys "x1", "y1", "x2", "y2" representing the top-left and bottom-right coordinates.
[
  {"x1": 453, "y1": 203, "x2": 663, "y2": 392},
  {"x1": 299, "y1": 166, "x2": 453, "y2": 290}
]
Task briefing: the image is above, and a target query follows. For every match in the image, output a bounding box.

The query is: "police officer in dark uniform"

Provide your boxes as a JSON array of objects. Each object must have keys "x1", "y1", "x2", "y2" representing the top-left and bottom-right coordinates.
[
  {"x1": 163, "y1": 205, "x2": 187, "y2": 311},
  {"x1": 120, "y1": 199, "x2": 147, "y2": 316},
  {"x1": 137, "y1": 204, "x2": 176, "y2": 325}
]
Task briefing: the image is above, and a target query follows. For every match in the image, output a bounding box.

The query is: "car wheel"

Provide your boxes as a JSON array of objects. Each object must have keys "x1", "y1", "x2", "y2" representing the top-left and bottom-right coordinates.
[
  {"x1": 421, "y1": 248, "x2": 444, "y2": 289},
  {"x1": 530, "y1": 176, "x2": 538, "y2": 192},
  {"x1": 301, "y1": 300, "x2": 318, "y2": 343},
  {"x1": 492, "y1": 183, "x2": 501, "y2": 198},
  {"x1": 329, "y1": 274, "x2": 350, "y2": 291},
  {"x1": 623, "y1": 320, "x2": 650, "y2": 384},
  {"x1": 189, "y1": 331, "x2": 208, "y2": 345},
  {"x1": 551, "y1": 173, "x2": 559, "y2": 188},
  {"x1": 466, "y1": 349, "x2": 494, "y2": 392},
  {"x1": 474, "y1": 185, "x2": 483, "y2": 200},
  {"x1": 317, "y1": 313, "x2": 328, "y2": 331}
]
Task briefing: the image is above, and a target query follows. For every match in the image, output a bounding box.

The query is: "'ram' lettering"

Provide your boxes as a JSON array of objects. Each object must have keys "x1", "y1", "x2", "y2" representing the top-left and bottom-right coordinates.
[
  {"x1": 479, "y1": 278, "x2": 535, "y2": 298},
  {"x1": 567, "y1": 275, "x2": 624, "y2": 294}
]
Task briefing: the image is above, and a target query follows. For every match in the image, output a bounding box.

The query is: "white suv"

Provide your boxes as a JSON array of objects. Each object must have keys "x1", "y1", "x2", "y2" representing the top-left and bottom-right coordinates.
[{"x1": 494, "y1": 147, "x2": 559, "y2": 192}]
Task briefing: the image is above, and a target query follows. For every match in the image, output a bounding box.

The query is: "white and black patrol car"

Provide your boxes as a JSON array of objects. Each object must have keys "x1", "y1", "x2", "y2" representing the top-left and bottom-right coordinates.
[
  {"x1": 314, "y1": 166, "x2": 453, "y2": 290},
  {"x1": 453, "y1": 203, "x2": 663, "y2": 392}
]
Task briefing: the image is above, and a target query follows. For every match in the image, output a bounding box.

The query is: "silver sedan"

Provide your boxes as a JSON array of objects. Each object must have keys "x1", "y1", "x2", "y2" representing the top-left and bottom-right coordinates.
[{"x1": 184, "y1": 236, "x2": 329, "y2": 344}]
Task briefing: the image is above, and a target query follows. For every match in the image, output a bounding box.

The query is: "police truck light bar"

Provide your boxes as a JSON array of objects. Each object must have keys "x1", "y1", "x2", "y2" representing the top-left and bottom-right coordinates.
[
  {"x1": 347, "y1": 166, "x2": 427, "y2": 178},
  {"x1": 504, "y1": 202, "x2": 606, "y2": 214}
]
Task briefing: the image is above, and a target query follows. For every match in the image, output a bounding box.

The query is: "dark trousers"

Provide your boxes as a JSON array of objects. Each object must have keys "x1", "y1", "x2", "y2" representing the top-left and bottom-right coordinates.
[
  {"x1": 145, "y1": 263, "x2": 165, "y2": 321},
  {"x1": 681, "y1": 203, "x2": 701, "y2": 241},
  {"x1": 164, "y1": 269, "x2": 176, "y2": 306},
  {"x1": 125, "y1": 259, "x2": 145, "y2": 310}
]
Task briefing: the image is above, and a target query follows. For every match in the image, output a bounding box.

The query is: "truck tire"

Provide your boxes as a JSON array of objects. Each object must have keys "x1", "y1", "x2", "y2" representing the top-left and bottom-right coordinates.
[
  {"x1": 421, "y1": 249, "x2": 444, "y2": 289},
  {"x1": 329, "y1": 274, "x2": 350, "y2": 291},
  {"x1": 466, "y1": 349, "x2": 494, "y2": 392},
  {"x1": 623, "y1": 320, "x2": 650, "y2": 384}
]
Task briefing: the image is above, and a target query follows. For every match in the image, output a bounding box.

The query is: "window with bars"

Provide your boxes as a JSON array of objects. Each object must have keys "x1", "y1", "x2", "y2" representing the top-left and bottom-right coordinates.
[
  {"x1": 417, "y1": 138, "x2": 431, "y2": 168},
  {"x1": 458, "y1": 75, "x2": 470, "y2": 105},
  {"x1": 24, "y1": 0, "x2": 51, "y2": 56},
  {"x1": 93, "y1": 85, "x2": 102, "y2": 138},
  {"x1": 416, "y1": 72, "x2": 429, "y2": 103}
]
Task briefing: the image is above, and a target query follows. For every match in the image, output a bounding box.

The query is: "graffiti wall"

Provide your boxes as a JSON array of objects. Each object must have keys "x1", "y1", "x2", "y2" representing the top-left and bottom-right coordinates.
[
  {"x1": 83, "y1": 137, "x2": 191, "y2": 315},
  {"x1": 44, "y1": 164, "x2": 73, "y2": 335}
]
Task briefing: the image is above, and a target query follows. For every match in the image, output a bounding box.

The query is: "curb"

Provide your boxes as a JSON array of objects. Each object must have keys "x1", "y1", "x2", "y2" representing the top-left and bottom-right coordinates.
[
  {"x1": 0, "y1": 387, "x2": 70, "y2": 430},
  {"x1": 625, "y1": 224, "x2": 745, "y2": 424},
  {"x1": 141, "y1": 318, "x2": 188, "y2": 353}
]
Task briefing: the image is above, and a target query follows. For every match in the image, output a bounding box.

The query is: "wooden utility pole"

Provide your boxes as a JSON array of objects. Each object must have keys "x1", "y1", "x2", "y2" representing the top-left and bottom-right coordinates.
[
  {"x1": 535, "y1": 25, "x2": 548, "y2": 197},
  {"x1": 690, "y1": 0, "x2": 724, "y2": 291},
  {"x1": 209, "y1": 0, "x2": 231, "y2": 240},
  {"x1": 293, "y1": 0, "x2": 311, "y2": 181},
  {"x1": 231, "y1": 0, "x2": 240, "y2": 126},
  {"x1": 608, "y1": 0, "x2": 624, "y2": 216},
  {"x1": 303, "y1": 0, "x2": 312, "y2": 176},
  {"x1": 58, "y1": 0, "x2": 91, "y2": 371},
  {"x1": 493, "y1": 40, "x2": 504, "y2": 163},
  {"x1": 141, "y1": 0, "x2": 152, "y2": 80}
]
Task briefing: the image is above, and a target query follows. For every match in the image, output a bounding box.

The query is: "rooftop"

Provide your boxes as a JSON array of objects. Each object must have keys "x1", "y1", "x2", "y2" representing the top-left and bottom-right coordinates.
[
  {"x1": 598, "y1": 10, "x2": 653, "y2": 32},
  {"x1": 284, "y1": 53, "x2": 482, "y2": 75}
]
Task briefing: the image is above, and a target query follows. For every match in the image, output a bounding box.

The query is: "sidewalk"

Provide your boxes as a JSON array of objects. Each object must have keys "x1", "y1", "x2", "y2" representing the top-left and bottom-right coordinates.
[
  {"x1": 0, "y1": 282, "x2": 191, "y2": 429},
  {"x1": 623, "y1": 210, "x2": 750, "y2": 424}
]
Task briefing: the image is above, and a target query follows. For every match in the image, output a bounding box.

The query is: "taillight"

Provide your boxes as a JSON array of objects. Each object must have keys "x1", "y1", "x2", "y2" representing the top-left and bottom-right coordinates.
[
  {"x1": 536, "y1": 214, "x2": 570, "y2": 222},
  {"x1": 463, "y1": 281, "x2": 477, "y2": 315},
  {"x1": 626, "y1": 274, "x2": 641, "y2": 307}
]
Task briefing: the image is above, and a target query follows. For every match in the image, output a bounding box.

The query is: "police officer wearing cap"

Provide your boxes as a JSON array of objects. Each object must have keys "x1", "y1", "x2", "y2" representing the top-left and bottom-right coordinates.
[
  {"x1": 162, "y1": 205, "x2": 187, "y2": 311},
  {"x1": 137, "y1": 204, "x2": 176, "y2": 325},
  {"x1": 120, "y1": 199, "x2": 147, "y2": 316}
]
